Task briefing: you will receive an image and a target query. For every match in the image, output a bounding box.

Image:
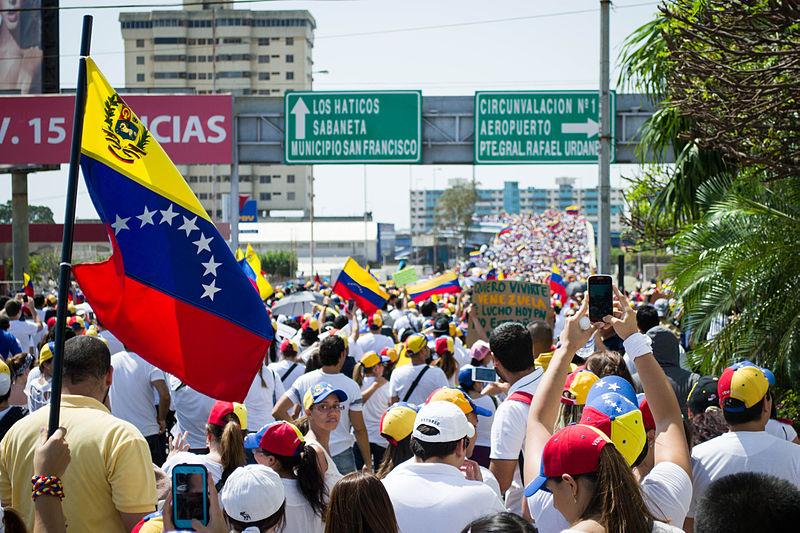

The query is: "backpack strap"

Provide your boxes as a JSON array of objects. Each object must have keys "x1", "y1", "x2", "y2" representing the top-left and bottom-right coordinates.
[
  {"x1": 280, "y1": 362, "x2": 299, "y2": 383},
  {"x1": 508, "y1": 391, "x2": 533, "y2": 405},
  {"x1": 402, "y1": 365, "x2": 430, "y2": 403}
]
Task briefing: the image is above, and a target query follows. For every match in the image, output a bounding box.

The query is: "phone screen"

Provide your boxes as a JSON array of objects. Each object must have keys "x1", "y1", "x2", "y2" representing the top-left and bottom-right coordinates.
[
  {"x1": 174, "y1": 471, "x2": 207, "y2": 525},
  {"x1": 588, "y1": 277, "x2": 613, "y2": 322},
  {"x1": 473, "y1": 367, "x2": 498, "y2": 383},
  {"x1": 347, "y1": 299, "x2": 356, "y2": 312}
]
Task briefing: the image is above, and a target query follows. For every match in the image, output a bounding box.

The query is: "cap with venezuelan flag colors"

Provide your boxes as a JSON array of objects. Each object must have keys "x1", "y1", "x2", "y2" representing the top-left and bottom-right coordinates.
[
  {"x1": 360, "y1": 351, "x2": 389, "y2": 369},
  {"x1": 718, "y1": 362, "x2": 770, "y2": 412},
  {"x1": 0, "y1": 360, "x2": 11, "y2": 396},
  {"x1": 524, "y1": 424, "x2": 611, "y2": 497},
  {"x1": 303, "y1": 382, "x2": 348, "y2": 410},
  {"x1": 39, "y1": 341, "x2": 56, "y2": 366},
  {"x1": 380, "y1": 402, "x2": 419, "y2": 446},
  {"x1": 435, "y1": 336, "x2": 454, "y2": 356},
  {"x1": 579, "y1": 391, "x2": 645, "y2": 467},
  {"x1": 405, "y1": 334, "x2": 427, "y2": 354},
  {"x1": 244, "y1": 421, "x2": 305, "y2": 457},
  {"x1": 585, "y1": 375, "x2": 638, "y2": 407},
  {"x1": 381, "y1": 346, "x2": 399, "y2": 364},
  {"x1": 208, "y1": 401, "x2": 248, "y2": 431},
  {"x1": 561, "y1": 368, "x2": 599, "y2": 406},
  {"x1": 426, "y1": 387, "x2": 492, "y2": 417}
]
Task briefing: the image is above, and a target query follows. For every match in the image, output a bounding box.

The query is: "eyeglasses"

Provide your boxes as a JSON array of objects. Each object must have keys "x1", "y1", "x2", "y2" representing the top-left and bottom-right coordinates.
[{"x1": 313, "y1": 403, "x2": 345, "y2": 413}]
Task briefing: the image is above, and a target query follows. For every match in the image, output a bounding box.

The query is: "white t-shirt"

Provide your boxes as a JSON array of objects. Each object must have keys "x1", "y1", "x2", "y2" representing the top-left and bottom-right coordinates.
[
  {"x1": 490, "y1": 369, "x2": 543, "y2": 515},
  {"x1": 473, "y1": 394, "x2": 497, "y2": 448},
  {"x1": 109, "y1": 351, "x2": 166, "y2": 437},
  {"x1": 361, "y1": 376, "x2": 391, "y2": 446},
  {"x1": 688, "y1": 430, "x2": 800, "y2": 517},
  {"x1": 356, "y1": 333, "x2": 395, "y2": 355},
  {"x1": 287, "y1": 369, "x2": 363, "y2": 457},
  {"x1": 24, "y1": 367, "x2": 51, "y2": 413},
  {"x1": 382, "y1": 461, "x2": 506, "y2": 533},
  {"x1": 453, "y1": 337, "x2": 470, "y2": 367},
  {"x1": 388, "y1": 363, "x2": 449, "y2": 405},
  {"x1": 244, "y1": 365, "x2": 286, "y2": 431},
  {"x1": 480, "y1": 465, "x2": 503, "y2": 500},
  {"x1": 281, "y1": 478, "x2": 324, "y2": 533},
  {"x1": 268, "y1": 359, "x2": 306, "y2": 391},
  {"x1": 528, "y1": 462, "x2": 692, "y2": 533},
  {"x1": 766, "y1": 418, "x2": 798, "y2": 442},
  {"x1": 8, "y1": 319, "x2": 39, "y2": 354},
  {"x1": 347, "y1": 340, "x2": 364, "y2": 363},
  {"x1": 168, "y1": 374, "x2": 216, "y2": 449},
  {"x1": 162, "y1": 451, "x2": 223, "y2": 485},
  {"x1": 306, "y1": 437, "x2": 343, "y2": 491},
  {"x1": 98, "y1": 329, "x2": 125, "y2": 355}
]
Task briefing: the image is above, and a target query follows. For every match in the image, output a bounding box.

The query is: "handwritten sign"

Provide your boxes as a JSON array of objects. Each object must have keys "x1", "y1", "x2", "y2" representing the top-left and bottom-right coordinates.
[
  {"x1": 393, "y1": 267, "x2": 418, "y2": 287},
  {"x1": 468, "y1": 280, "x2": 551, "y2": 344}
]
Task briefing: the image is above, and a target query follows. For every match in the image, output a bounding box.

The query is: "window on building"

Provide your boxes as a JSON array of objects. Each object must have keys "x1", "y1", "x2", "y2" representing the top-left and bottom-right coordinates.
[
  {"x1": 153, "y1": 72, "x2": 186, "y2": 79},
  {"x1": 136, "y1": 39, "x2": 144, "y2": 48},
  {"x1": 153, "y1": 37, "x2": 186, "y2": 45},
  {"x1": 287, "y1": 192, "x2": 295, "y2": 201},
  {"x1": 286, "y1": 37, "x2": 294, "y2": 45},
  {"x1": 258, "y1": 89, "x2": 270, "y2": 95},
  {"x1": 272, "y1": 192, "x2": 282, "y2": 196},
  {"x1": 260, "y1": 192, "x2": 271, "y2": 201},
  {"x1": 286, "y1": 72, "x2": 294, "y2": 80},
  {"x1": 286, "y1": 54, "x2": 294, "y2": 63},
  {"x1": 258, "y1": 73, "x2": 270, "y2": 81},
  {"x1": 258, "y1": 55, "x2": 270, "y2": 63},
  {"x1": 199, "y1": 193, "x2": 208, "y2": 199},
  {"x1": 136, "y1": 56, "x2": 144, "y2": 65},
  {"x1": 258, "y1": 38, "x2": 270, "y2": 46},
  {"x1": 189, "y1": 176, "x2": 199, "y2": 183},
  {"x1": 241, "y1": 176, "x2": 252, "y2": 183},
  {"x1": 216, "y1": 209, "x2": 223, "y2": 218},
  {"x1": 286, "y1": 174, "x2": 295, "y2": 183},
  {"x1": 136, "y1": 73, "x2": 145, "y2": 82},
  {"x1": 222, "y1": 38, "x2": 242, "y2": 44},
  {"x1": 259, "y1": 175, "x2": 271, "y2": 184}
]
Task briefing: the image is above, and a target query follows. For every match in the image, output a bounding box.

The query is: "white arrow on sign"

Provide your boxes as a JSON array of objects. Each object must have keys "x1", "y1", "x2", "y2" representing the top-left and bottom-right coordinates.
[
  {"x1": 290, "y1": 97, "x2": 310, "y2": 140},
  {"x1": 561, "y1": 118, "x2": 599, "y2": 139}
]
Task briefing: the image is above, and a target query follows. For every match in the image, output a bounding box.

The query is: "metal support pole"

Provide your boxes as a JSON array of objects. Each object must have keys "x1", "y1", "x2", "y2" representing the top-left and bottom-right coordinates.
[
  {"x1": 309, "y1": 169, "x2": 315, "y2": 278},
  {"x1": 49, "y1": 15, "x2": 93, "y2": 436},
  {"x1": 598, "y1": 0, "x2": 612, "y2": 275},
  {"x1": 230, "y1": 114, "x2": 240, "y2": 251},
  {"x1": 363, "y1": 165, "x2": 368, "y2": 264},
  {"x1": 11, "y1": 172, "x2": 29, "y2": 281}
]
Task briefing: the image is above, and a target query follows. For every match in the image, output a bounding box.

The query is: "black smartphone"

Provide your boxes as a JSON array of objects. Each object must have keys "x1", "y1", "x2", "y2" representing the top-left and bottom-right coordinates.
[
  {"x1": 347, "y1": 299, "x2": 356, "y2": 313},
  {"x1": 172, "y1": 464, "x2": 209, "y2": 529},
  {"x1": 588, "y1": 275, "x2": 613, "y2": 322}
]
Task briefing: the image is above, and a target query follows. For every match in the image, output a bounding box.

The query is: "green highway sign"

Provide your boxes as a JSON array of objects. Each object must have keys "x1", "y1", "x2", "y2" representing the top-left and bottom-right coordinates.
[
  {"x1": 474, "y1": 91, "x2": 616, "y2": 164},
  {"x1": 284, "y1": 91, "x2": 422, "y2": 164}
]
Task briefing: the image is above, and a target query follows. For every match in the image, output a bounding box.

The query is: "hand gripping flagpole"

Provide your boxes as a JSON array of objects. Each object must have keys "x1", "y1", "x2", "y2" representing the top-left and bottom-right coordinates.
[{"x1": 48, "y1": 15, "x2": 93, "y2": 436}]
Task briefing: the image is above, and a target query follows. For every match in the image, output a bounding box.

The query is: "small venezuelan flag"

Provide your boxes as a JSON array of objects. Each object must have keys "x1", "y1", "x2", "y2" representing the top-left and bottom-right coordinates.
[
  {"x1": 406, "y1": 271, "x2": 461, "y2": 302},
  {"x1": 549, "y1": 265, "x2": 568, "y2": 301},
  {"x1": 71, "y1": 59, "x2": 273, "y2": 402},
  {"x1": 22, "y1": 273, "x2": 34, "y2": 298},
  {"x1": 332, "y1": 257, "x2": 389, "y2": 314}
]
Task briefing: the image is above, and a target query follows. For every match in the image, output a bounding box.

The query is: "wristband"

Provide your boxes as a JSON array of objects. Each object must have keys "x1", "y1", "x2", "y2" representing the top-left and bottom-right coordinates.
[
  {"x1": 31, "y1": 475, "x2": 65, "y2": 501},
  {"x1": 623, "y1": 332, "x2": 652, "y2": 359}
]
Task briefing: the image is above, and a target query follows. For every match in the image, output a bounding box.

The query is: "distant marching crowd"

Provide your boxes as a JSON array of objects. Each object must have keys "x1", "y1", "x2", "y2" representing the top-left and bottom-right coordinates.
[{"x1": 0, "y1": 276, "x2": 798, "y2": 533}]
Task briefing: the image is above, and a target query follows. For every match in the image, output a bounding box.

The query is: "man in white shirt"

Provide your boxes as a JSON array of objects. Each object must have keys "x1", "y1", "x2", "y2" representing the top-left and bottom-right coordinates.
[
  {"x1": 488, "y1": 322, "x2": 543, "y2": 514},
  {"x1": 272, "y1": 334, "x2": 371, "y2": 474},
  {"x1": 685, "y1": 362, "x2": 800, "y2": 532},
  {"x1": 97, "y1": 324, "x2": 125, "y2": 356},
  {"x1": 4, "y1": 299, "x2": 42, "y2": 354},
  {"x1": 167, "y1": 374, "x2": 216, "y2": 451},
  {"x1": 267, "y1": 339, "x2": 306, "y2": 391},
  {"x1": 382, "y1": 400, "x2": 505, "y2": 533},
  {"x1": 388, "y1": 333, "x2": 449, "y2": 405},
  {"x1": 356, "y1": 313, "x2": 395, "y2": 354},
  {"x1": 109, "y1": 351, "x2": 170, "y2": 465}
]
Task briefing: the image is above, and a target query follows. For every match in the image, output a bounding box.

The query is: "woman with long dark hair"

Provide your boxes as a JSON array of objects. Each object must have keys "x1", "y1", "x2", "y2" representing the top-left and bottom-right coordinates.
[
  {"x1": 247, "y1": 421, "x2": 328, "y2": 532},
  {"x1": 352, "y1": 351, "x2": 390, "y2": 471},
  {"x1": 374, "y1": 402, "x2": 418, "y2": 479},
  {"x1": 324, "y1": 471, "x2": 399, "y2": 533}
]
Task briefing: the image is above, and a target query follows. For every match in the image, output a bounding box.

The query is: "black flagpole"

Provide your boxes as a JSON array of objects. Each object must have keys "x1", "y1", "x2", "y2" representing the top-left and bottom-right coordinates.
[{"x1": 48, "y1": 15, "x2": 93, "y2": 436}]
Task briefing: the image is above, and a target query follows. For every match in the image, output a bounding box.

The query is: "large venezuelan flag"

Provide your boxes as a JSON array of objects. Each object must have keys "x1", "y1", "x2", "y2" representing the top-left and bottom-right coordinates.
[
  {"x1": 72, "y1": 59, "x2": 273, "y2": 402},
  {"x1": 406, "y1": 271, "x2": 461, "y2": 302},
  {"x1": 332, "y1": 257, "x2": 388, "y2": 314}
]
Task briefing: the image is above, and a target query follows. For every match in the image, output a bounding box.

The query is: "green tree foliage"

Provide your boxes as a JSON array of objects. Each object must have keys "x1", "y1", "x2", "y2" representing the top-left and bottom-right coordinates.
[
  {"x1": 259, "y1": 250, "x2": 297, "y2": 278},
  {"x1": 436, "y1": 181, "x2": 478, "y2": 254},
  {"x1": 0, "y1": 201, "x2": 55, "y2": 224}
]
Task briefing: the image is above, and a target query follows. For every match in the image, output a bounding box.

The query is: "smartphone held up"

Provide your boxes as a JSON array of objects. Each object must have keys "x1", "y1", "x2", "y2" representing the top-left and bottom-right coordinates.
[{"x1": 587, "y1": 275, "x2": 613, "y2": 323}]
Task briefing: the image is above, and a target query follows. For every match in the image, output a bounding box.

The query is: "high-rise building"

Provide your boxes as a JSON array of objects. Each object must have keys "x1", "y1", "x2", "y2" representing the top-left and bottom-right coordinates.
[
  {"x1": 410, "y1": 177, "x2": 626, "y2": 234},
  {"x1": 120, "y1": 1, "x2": 315, "y2": 220}
]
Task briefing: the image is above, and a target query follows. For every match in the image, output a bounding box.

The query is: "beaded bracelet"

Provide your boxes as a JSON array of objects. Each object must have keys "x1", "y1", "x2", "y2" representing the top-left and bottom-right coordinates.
[{"x1": 31, "y1": 475, "x2": 65, "y2": 501}]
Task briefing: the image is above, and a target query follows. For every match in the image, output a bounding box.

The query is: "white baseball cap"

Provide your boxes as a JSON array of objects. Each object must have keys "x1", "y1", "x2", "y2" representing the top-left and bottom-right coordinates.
[
  {"x1": 219, "y1": 465, "x2": 285, "y2": 525},
  {"x1": 0, "y1": 360, "x2": 11, "y2": 396},
  {"x1": 412, "y1": 400, "x2": 475, "y2": 443}
]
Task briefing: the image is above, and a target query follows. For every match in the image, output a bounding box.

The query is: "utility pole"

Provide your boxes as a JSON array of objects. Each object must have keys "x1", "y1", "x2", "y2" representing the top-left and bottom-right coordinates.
[
  {"x1": 598, "y1": 0, "x2": 612, "y2": 275},
  {"x1": 230, "y1": 115, "x2": 239, "y2": 251},
  {"x1": 11, "y1": 172, "x2": 29, "y2": 281}
]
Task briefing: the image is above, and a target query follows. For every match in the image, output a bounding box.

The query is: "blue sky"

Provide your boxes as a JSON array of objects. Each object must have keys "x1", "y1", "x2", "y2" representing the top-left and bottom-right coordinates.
[{"x1": 1, "y1": 0, "x2": 661, "y2": 229}]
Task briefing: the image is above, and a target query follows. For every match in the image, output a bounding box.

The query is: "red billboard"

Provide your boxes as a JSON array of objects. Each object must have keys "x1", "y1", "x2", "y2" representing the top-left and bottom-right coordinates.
[{"x1": 0, "y1": 94, "x2": 233, "y2": 165}]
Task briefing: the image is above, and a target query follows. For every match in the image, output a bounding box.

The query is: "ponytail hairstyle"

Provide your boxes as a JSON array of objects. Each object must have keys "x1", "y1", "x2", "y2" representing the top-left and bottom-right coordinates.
[
  {"x1": 352, "y1": 361, "x2": 367, "y2": 387},
  {"x1": 207, "y1": 414, "x2": 246, "y2": 488},
  {"x1": 375, "y1": 435, "x2": 413, "y2": 479},
  {"x1": 579, "y1": 445, "x2": 657, "y2": 533},
  {"x1": 434, "y1": 350, "x2": 457, "y2": 380},
  {"x1": 266, "y1": 443, "x2": 327, "y2": 517}
]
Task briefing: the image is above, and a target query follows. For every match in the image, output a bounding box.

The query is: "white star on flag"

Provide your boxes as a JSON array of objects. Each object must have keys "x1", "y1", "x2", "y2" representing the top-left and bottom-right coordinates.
[
  {"x1": 179, "y1": 215, "x2": 199, "y2": 236},
  {"x1": 193, "y1": 233, "x2": 213, "y2": 254},
  {"x1": 608, "y1": 383, "x2": 621, "y2": 391},
  {"x1": 111, "y1": 214, "x2": 130, "y2": 235},
  {"x1": 201, "y1": 280, "x2": 221, "y2": 301},
  {"x1": 137, "y1": 206, "x2": 156, "y2": 227},
  {"x1": 160, "y1": 204, "x2": 179, "y2": 226},
  {"x1": 201, "y1": 257, "x2": 221, "y2": 277}
]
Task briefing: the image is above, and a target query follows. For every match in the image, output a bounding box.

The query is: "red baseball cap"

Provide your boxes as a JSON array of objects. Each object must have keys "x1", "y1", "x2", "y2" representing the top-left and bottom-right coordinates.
[
  {"x1": 435, "y1": 336, "x2": 454, "y2": 356},
  {"x1": 207, "y1": 401, "x2": 248, "y2": 431},
  {"x1": 243, "y1": 421, "x2": 304, "y2": 457},
  {"x1": 280, "y1": 338, "x2": 298, "y2": 354},
  {"x1": 637, "y1": 394, "x2": 656, "y2": 432},
  {"x1": 524, "y1": 424, "x2": 611, "y2": 497}
]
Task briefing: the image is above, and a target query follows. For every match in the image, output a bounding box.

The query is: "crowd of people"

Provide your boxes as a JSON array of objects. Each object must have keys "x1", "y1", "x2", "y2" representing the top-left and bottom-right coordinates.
[
  {"x1": 466, "y1": 211, "x2": 594, "y2": 283},
  {"x1": 0, "y1": 267, "x2": 797, "y2": 533}
]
